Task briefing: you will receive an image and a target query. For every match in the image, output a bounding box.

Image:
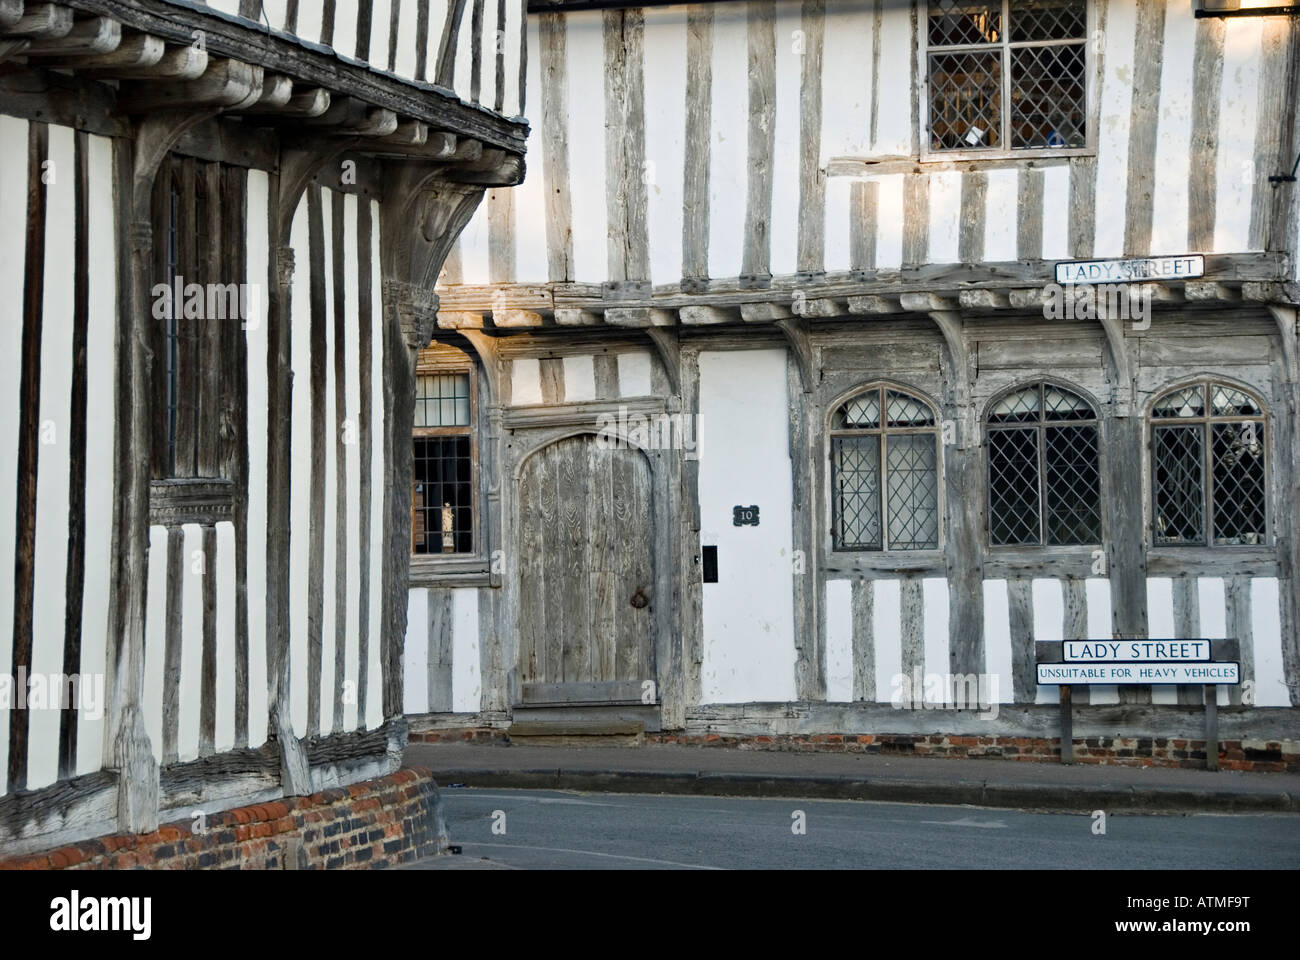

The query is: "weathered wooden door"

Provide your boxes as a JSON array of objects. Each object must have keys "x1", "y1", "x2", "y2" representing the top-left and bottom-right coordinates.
[{"x1": 516, "y1": 436, "x2": 654, "y2": 696}]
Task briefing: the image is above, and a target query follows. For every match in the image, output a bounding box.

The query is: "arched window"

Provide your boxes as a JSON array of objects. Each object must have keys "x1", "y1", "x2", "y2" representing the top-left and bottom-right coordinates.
[
  {"x1": 831, "y1": 386, "x2": 940, "y2": 551},
  {"x1": 1151, "y1": 381, "x2": 1267, "y2": 547},
  {"x1": 987, "y1": 382, "x2": 1100, "y2": 545}
]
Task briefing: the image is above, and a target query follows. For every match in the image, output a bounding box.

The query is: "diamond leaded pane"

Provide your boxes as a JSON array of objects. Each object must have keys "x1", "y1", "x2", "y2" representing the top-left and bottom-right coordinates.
[
  {"x1": 1044, "y1": 424, "x2": 1101, "y2": 544},
  {"x1": 1152, "y1": 385, "x2": 1205, "y2": 419},
  {"x1": 928, "y1": 1, "x2": 1002, "y2": 47},
  {"x1": 835, "y1": 391, "x2": 881, "y2": 429},
  {"x1": 1211, "y1": 422, "x2": 1266, "y2": 546},
  {"x1": 1009, "y1": 0, "x2": 1087, "y2": 42},
  {"x1": 885, "y1": 390, "x2": 936, "y2": 428},
  {"x1": 1153, "y1": 425, "x2": 1205, "y2": 544},
  {"x1": 1009, "y1": 43, "x2": 1087, "y2": 149},
  {"x1": 885, "y1": 435, "x2": 939, "y2": 550},
  {"x1": 1211, "y1": 385, "x2": 1262, "y2": 417},
  {"x1": 989, "y1": 427, "x2": 1041, "y2": 544},
  {"x1": 928, "y1": 50, "x2": 1002, "y2": 151},
  {"x1": 1043, "y1": 384, "x2": 1094, "y2": 421},
  {"x1": 989, "y1": 386, "x2": 1041, "y2": 424},
  {"x1": 833, "y1": 436, "x2": 881, "y2": 549}
]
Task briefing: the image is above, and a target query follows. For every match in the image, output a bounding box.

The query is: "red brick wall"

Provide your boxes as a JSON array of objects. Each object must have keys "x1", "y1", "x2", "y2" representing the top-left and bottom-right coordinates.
[
  {"x1": 647, "y1": 733, "x2": 1299, "y2": 773},
  {"x1": 0, "y1": 767, "x2": 446, "y2": 870},
  {"x1": 408, "y1": 725, "x2": 1297, "y2": 772}
]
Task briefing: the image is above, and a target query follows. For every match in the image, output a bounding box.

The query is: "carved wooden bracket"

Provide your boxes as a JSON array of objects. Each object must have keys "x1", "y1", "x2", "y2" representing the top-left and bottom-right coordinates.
[
  {"x1": 930, "y1": 310, "x2": 976, "y2": 447},
  {"x1": 458, "y1": 328, "x2": 502, "y2": 403},
  {"x1": 387, "y1": 279, "x2": 442, "y2": 351},
  {"x1": 1268, "y1": 305, "x2": 1299, "y2": 383},
  {"x1": 774, "y1": 317, "x2": 814, "y2": 394},
  {"x1": 645, "y1": 326, "x2": 681, "y2": 396},
  {"x1": 1098, "y1": 312, "x2": 1136, "y2": 416}
]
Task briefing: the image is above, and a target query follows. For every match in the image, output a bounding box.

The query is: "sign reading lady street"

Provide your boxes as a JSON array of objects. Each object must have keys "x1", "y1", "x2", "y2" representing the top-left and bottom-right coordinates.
[
  {"x1": 1035, "y1": 638, "x2": 1240, "y2": 686},
  {"x1": 1053, "y1": 254, "x2": 1205, "y2": 285}
]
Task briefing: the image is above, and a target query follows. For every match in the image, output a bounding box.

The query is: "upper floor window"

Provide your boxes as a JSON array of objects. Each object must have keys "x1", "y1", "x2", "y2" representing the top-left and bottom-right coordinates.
[
  {"x1": 831, "y1": 386, "x2": 940, "y2": 551},
  {"x1": 412, "y1": 352, "x2": 476, "y2": 555},
  {"x1": 1151, "y1": 382, "x2": 1267, "y2": 548},
  {"x1": 987, "y1": 382, "x2": 1100, "y2": 546},
  {"x1": 150, "y1": 153, "x2": 244, "y2": 483},
  {"x1": 925, "y1": 0, "x2": 1089, "y2": 155}
]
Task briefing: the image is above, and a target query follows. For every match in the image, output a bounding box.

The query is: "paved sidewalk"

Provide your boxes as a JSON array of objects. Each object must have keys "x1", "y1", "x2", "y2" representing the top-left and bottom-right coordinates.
[{"x1": 405, "y1": 741, "x2": 1300, "y2": 814}]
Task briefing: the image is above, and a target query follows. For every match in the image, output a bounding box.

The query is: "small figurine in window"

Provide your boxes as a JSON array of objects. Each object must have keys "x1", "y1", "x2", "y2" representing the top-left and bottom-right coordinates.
[{"x1": 442, "y1": 501, "x2": 455, "y2": 553}]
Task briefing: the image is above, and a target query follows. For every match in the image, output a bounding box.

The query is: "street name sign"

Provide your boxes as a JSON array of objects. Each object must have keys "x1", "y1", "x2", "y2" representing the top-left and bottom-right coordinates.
[{"x1": 1036, "y1": 662, "x2": 1240, "y2": 685}]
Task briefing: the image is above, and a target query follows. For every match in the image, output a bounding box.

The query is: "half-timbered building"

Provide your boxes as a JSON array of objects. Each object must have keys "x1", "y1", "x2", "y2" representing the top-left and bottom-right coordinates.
[
  {"x1": 0, "y1": 0, "x2": 527, "y2": 853},
  {"x1": 402, "y1": 0, "x2": 1300, "y2": 760}
]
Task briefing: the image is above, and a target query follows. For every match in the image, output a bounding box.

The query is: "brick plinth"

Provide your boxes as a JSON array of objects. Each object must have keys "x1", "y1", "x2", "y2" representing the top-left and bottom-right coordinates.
[
  {"x1": 645, "y1": 734, "x2": 1300, "y2": 772},
  {"x1": 0, "y1": 767, "x2": 446, "y2": 871}
]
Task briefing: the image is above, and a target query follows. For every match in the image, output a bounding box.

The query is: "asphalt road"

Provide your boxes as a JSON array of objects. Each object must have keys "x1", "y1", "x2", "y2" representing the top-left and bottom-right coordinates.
[{"x1": 415, "y1": 787, "x2": 1300, "y2": 870}]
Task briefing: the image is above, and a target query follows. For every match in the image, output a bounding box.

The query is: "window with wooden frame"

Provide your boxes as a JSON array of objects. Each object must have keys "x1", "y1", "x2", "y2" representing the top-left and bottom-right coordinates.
[
  {"x1": 923, "y1": 0, "x2": 1091, "y2": 157},
  {"x1": 831, "y1": 386, "x2": 941, "y2": 551},
  {"x1": 1151, "y1": 381, "x2": 1268, "y2": 548},
  {"x1": 150, "y1": 153, "x2": 245, "y2": 484},
  {"x1": 412, "y1": 349, "x2": 476, "y2": 555},
  {"x1": 986, "y1": 381, "x2": 1101, "y2": 546}
]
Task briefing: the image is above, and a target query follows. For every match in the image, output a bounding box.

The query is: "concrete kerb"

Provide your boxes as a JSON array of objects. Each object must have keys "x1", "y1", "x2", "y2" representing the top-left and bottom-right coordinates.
[{"x1": 432, "y1": 768, "x2": 1300, "y2": 815}]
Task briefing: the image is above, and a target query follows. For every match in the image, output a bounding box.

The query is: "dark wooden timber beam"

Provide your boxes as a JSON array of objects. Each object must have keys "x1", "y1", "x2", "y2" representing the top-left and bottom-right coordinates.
[
  {"x1": 64, "y1": 30, "x2": 161, "y2": 68},
  {"x1": 83, "y1": 39, "x2": 206, "y2": 77},
  {"x1": 116, "y1": 57, "x2": 262, "y2": 111},
  {"x1": 8, "y1": 3, "x2": 73, "y2": 37},
  {"x1": 23, "y1": 14, "x2": 119, "y2": 54},
  {"x1": 57, "y1": 0, "x2": 528, "y2": 153},
  {"x1": 0, "y1": 0, "x2": 24, "y2": 28}
]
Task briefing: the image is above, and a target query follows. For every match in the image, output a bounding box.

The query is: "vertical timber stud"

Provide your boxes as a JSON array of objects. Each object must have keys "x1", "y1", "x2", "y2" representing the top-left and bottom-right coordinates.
[
  {"x1": 269, "y1": 141, "x2": 360, "y2": 795},
  {"x1": 931, "y1": 311, "x2": 984, "y2": 683},
  {"x1": 105, "y1": 110, "x2": 219, "y2": 833},
  {"x1": 381, "y1": 170, "x2": 488, "y2": 727},
  {"x1": 1100, "y1": 307, "x2": 1147, "y2": 705}
]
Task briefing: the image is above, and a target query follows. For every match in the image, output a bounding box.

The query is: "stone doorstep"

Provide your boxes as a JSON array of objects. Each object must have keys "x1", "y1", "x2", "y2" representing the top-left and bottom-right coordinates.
[{"x1": 506, "y1": 720, "x2": 646, "y2": 747}]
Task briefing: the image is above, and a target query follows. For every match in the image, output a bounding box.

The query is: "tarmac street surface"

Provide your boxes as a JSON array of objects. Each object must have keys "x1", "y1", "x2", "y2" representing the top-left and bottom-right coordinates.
[{"x1": 413, "y1": 788, "x2": 1300, "y2": 870}]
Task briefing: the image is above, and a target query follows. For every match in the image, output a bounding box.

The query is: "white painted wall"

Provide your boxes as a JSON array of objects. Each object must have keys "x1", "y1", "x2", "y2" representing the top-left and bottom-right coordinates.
[
  {"x1": 698, "y1": 349, "x2": 796, "y2": 703},
  {"x1": 246, "y1": 170, "x2": 271, "y2": 747},
  {"x1": 566, "y1": 10, "x2": 608, "y2": 282},
  {"x1": 77, "y1": 133, "x2": 116, "y2": 776},
  {"x1": 452, "y1": 588, "x2": 481, "y2": 713},
  {"x1": 27, "y1": 123, "x2": 76, "y2": 790},
  {"x1": 983, "y1": 579, "x2": 1013, "y2": 703},
  {"x1": 617, "y1": 350, "x2": 653, "y2": 398},
  {"x1": 873, "y1": 578, "x2": 902, "y2": 704},
  {"x1": 644, "y1": 6, "x2": 688, "y2": 285},
  {"x1": 0, "y1": 115, "x2": 27, "y2": 792},
  {"x1": 823, "y1": 579, "x2": 853, "y2": 703}
]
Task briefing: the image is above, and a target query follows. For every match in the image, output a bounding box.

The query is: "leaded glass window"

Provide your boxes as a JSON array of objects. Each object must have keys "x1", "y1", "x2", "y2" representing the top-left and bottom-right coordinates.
[
  {"x1": 925, "y1": 0, "x2": 1089, "y2": 154},
  {"x1": 987, "y1": 382, "x2": 1100, "y2": 545},
  {"x1": 831, "y1": 386, "x2": 940, "y2": 551},
  {"x1": 1151, "y1": 381, "x2": 1267, "y2": 547}
]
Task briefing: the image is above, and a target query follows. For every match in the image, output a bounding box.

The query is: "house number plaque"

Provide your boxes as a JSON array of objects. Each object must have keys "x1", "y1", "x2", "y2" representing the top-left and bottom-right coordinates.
[{"x1": 733, "y1": 505, "x2": 759, "y2": 526}]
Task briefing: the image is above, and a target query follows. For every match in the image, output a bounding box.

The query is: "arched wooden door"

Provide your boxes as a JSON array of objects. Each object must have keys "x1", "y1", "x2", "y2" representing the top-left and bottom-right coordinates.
[{"x1": 516, "y1": 435, "x2": 654, "y2": 701}]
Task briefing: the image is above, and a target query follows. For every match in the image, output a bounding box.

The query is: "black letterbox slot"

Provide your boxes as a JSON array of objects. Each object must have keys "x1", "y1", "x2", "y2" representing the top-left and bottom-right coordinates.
[{"x1": 702, "y1": 545, "x2": 718, "y2": 583}]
